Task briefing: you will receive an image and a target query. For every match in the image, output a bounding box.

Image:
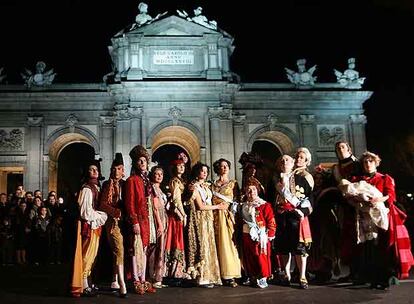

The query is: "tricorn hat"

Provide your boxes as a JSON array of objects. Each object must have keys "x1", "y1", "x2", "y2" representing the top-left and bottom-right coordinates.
[
  {"x1": 129, "y1": 145, "x2": 149, "y2": 162},
  {"x1": 112, "y1": 152, "x2": 124, "y2": 167}
]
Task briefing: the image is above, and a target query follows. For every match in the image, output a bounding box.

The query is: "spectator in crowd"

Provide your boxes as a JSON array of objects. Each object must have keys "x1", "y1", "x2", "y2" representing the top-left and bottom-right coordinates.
[
  {"x1": 33, "y1": 206, "x2": 51, "y2": 265},
  {"x1": 0, "y1": 215, "x2": 14, "y2": 266},
  {"x1": 14, "y1": 199, "x2": 30, "y2": 265}
]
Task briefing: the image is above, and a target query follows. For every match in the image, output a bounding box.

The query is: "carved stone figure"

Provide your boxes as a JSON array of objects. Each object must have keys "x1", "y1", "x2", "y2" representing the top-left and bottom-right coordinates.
[
  {"x1": 21, "y1": 61, "x2": 56, "y2": 88},
  {"x1": 134, "y1": 2, "x2": 167, "y2": 28},
  {"x1": 168, "y1": 106, "x2": 182, "y2": 123},
  {"x1": 0, "y1": 67, "x2": 6, "y2": 83},
  {"x1": 0, "y1": 129, "x2": 24, "y2": 151},
  {"x1": 318, "y1": 125, "x2": 345, "y2": 147},
  {"x1": 285, "y1": 59, "x2": 317, "y2": 88},
  {"x1": 177, "y1": 6, "x2": 217, "y2": 30},
  {"x1": 334, "y1": 58, "x2": 366, "y2": 89}
]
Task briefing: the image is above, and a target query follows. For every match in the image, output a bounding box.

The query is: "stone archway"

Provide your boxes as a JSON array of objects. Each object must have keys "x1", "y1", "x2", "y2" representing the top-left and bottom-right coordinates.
[
  {"x1": 248, "y1": 129, "x2": 297, "y2": 155},
  {"x1": 47, "y1": 133, "x2": 95, "y2": 193},
  {"x1": 151, "y1": 126, "x2": 200, "y2": 165},
  {"x1": 247, "y1": 129, "x2": 297, "y2": 201}
]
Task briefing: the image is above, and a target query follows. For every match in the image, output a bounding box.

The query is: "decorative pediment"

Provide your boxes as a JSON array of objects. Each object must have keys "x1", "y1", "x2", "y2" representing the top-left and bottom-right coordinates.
[
  {"x1": 125, "y1": 15, "x2": 220, "y2": 37},
  {"x1": 109, "y1": 14, "x2": 234, "y2": 81}
]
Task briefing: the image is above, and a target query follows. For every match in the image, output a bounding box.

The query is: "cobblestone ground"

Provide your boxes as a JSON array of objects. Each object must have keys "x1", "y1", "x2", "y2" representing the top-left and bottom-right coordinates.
[{"x1": 0, "y1": 264, "x2": 413, "y2": 304}]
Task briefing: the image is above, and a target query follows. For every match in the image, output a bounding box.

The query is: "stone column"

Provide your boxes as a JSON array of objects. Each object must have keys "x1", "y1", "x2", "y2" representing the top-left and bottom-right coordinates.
[
  {"x1": 349, "y1": 114, "x2": 367, "y2": 157},
  {"x1": 129, "y1": 106, "x2": 143, "y2": 147},
  {"x1": 114, "y1": 104, "x2": 132, "y2": 176},
  {"x1": 99, "y1": 115, "x2": 114, "y2": 181},
  {"x1": 26, "y1": 115, "x2": 44, "y2": 193},
  {"x1": 233, "y1": 113, "x2": 246, "y2": 184},
  {"x1": 200, "y1": 147, "x2": 207, "y2": 164},
  {"x1": 299, "y1": 114, "x2": 317, "y2": 165},
  {"x1": 208, "y1": 106, "x2": 235, "y2": 179}
]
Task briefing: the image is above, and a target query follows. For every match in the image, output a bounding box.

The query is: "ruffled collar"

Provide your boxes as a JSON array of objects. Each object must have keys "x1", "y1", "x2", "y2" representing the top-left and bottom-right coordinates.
[{"x1": 246, "y1": 197, "x2": 266, "y2": 207}]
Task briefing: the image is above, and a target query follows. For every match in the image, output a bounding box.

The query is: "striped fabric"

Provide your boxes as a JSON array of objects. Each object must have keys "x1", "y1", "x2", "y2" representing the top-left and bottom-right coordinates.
[{"x1": 388, "y1": 203, "x2": 414, "y2": 279}]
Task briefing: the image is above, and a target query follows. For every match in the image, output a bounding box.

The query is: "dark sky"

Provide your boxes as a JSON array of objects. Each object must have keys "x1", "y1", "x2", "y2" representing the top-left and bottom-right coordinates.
[{"x1": 0, "y1": 0, "x2": 413, "y2": 185}]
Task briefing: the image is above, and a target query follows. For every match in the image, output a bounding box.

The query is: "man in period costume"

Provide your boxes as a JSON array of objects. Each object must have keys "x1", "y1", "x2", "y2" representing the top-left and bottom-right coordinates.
[
  {"x1": 125, "y1": 145, "x2": 157, "y2": 294},
  {"x1": 332, "y1": 141, "x2": 363, "y2": 282},
  {"x1": 71, "y1": 159, "x2": 107, "y2": 297},
  {"x1": 274, "y1": 154, "x2": 313, "y2": 289},
  {"x1": 240, "y1": 178, "x2": 276, "y2": 288},
  {"x1": 99, "y1": 153, "x2": 127, "y2": 297}
]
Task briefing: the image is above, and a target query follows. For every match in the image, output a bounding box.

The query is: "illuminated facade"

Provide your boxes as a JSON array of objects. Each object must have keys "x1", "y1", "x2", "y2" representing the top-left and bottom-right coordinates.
[{"x1": 0, "y1": 14, "x2": 371, "y2": 194}]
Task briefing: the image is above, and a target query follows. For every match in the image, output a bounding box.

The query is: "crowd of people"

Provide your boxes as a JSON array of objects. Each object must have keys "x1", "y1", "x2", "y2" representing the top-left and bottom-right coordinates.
[
  {"x1": 1, "y1": 141, "x2": 413, "y2": 298},
  {"x1": 0, "y1": 188, "x2": 65, "y2": 267}
]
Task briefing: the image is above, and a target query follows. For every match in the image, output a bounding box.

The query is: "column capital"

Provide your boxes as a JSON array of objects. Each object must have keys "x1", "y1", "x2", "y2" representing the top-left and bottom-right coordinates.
[
  {"x1": 299, "y1": 114, "x2": 315, "y2": 123},
  {"x1": 233, "y1": 113, "x2": 246, "y2": 125},
  {"x1": 208, "y1": 105, "x2": 232, "y2": 120},
  {"x1": 128, "y1": 106, "x2": 143, "y2": 119},
  {"x1": 114, "y1": 104, "x2": 143, "y2": 121},
  {"x1": 26, "y1": 114, "x2": 44, "y2": 127},
  {"x1": 99, "y1": 115, "x2": 115, "y2": 127},
  {"x1": 349, "y1": 114, "x2": 367, "y2": 124}
]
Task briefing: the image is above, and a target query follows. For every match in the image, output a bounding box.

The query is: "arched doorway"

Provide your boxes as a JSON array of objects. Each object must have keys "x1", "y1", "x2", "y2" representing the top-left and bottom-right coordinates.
[
  {"x1": 56, "y1": 142, "x2": 95, "y2": 264},
  {"x1": 57, "y1": 143, "x2": 95, "y2": 200},
  {"x1": 150, "y1": 126, "x2": 201, "y2": 165},
  {"x1": 152, "y1": 144, "x2": 190, "y2": 190},
  {"x1": 251, "y1": 140, "x2": 282, "y2": 202},
  {"x1": 47, "y1": 130, "x2": 99, "y2": 195}
]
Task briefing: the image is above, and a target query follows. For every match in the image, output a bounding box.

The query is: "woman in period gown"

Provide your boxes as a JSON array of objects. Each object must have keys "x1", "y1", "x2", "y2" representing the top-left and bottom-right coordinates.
[
  {"x1": 347, "y1": 151, "x2": 414, "y2": 290},
  {"x1": 164, "y1": 154, "x2": 189, "y2": 285},
  {"x1": 149, "y1": 166, "x2": 169, "y2": 288},
  {"x1": 187, "y1": 162, "x2": 227, "y2": 288},
  {"x1": 211, "y1": 158, "x2": 242, "y2": 287}
]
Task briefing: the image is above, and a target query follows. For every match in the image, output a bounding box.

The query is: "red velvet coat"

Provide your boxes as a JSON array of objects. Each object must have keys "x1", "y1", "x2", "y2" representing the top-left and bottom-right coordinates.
[
  {"x1": 352, "y1": 172, "x2": 414, "y2": 278},
  {"x1": 256, "y1": 203, "x2": 277, "y2": 239},
  {"x1": 125, "y1": 174, "x2": 150, "y2": 247}
]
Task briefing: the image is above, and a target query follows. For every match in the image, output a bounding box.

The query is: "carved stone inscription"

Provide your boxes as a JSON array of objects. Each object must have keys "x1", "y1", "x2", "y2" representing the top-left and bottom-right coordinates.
[
  {"x1": 153, "y1": 50, "x2": 194, "y2": 65},
  {"x1": 0, "y1": 128, "x2": 24, "y2": 151}
]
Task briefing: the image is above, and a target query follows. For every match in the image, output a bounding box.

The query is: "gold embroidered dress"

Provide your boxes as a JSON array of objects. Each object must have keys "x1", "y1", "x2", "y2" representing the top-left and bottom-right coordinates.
[
  {"x1": 212, "y1": 180, "x2": 241, "y2": 280},
  {"x1": 187, "y1": 181, "x2": 222, "y2": 286}
]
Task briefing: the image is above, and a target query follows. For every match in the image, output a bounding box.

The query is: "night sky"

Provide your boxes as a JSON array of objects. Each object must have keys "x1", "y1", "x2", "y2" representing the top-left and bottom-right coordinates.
[{"x1": 0, "y1": 0, "x2": 413, "y2": 188}]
